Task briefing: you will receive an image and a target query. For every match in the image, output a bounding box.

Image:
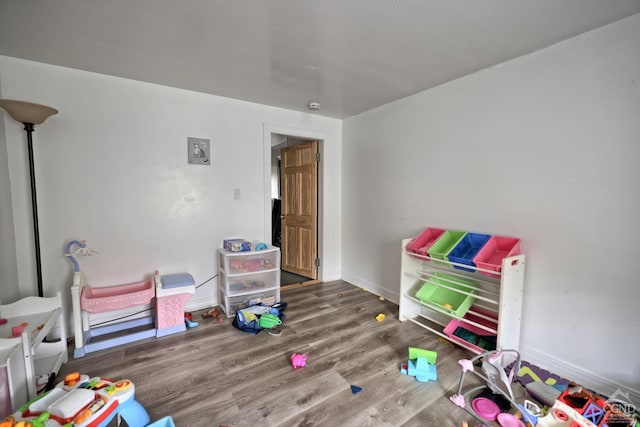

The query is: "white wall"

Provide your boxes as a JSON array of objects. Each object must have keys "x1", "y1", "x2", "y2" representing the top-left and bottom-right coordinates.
[
  {"x1": 0, "y1": 56, "x2": 342, "y2": 316},
  {"x1": 0, "y1": 79, "x2": 20, "y2": 303},
  {"x1": 342, "y1": 15, "x2": 640, "y2": 399}
]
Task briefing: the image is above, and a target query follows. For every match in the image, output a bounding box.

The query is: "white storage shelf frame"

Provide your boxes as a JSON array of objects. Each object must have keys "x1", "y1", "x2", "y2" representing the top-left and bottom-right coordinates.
[
  {"x1": 217, "y1": 247, "x2": 281, "y2": 317},
  {"x1": 399, "y1": 238, "x2": 525, "y2": 354},
  {"x1": 0, "y1": 292, "x2": 67, "y2": 415}
]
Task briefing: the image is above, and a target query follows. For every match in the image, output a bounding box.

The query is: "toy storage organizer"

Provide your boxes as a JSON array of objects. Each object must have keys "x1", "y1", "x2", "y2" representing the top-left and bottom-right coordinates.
[
  {"x1": 71, "y1": 271, "x2": 195, "y2": 358},
  {"x1": 217, "y1": 246, "x2": 281, "y2": 317},
  {"x1": 399, "y1": 231, "x2": 525, "y2": 354}
]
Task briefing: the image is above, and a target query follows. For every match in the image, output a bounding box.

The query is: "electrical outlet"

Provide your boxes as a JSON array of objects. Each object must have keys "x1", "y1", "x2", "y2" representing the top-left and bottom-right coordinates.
[
  {"x1": 233, "y1": 188, "x2": 241, "y2": 199},
  {"x1": 188, "y1": 137, "x2": 211, "y2": 165}
]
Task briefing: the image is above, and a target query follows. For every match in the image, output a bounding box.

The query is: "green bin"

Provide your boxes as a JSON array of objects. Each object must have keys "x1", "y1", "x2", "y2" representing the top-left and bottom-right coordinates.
[{"x1": 415, "y1": 273, "x2": 477, "y2": 318}]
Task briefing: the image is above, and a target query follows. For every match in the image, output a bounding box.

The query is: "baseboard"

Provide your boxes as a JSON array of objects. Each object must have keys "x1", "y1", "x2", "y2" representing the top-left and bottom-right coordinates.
[
  {"x1": 340, "y1": 272, "x2": 400, "y2": 304},
  {"x1": 520, "y1": 344, "x2": 640, "y2": 406},
  {"x1": 320, "y1": 271, "x2": 342, "y2": 282}
]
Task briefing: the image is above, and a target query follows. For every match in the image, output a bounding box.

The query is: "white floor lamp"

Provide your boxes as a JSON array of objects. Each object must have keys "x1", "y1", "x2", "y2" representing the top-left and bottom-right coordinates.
[{"x1": 0, "y1": 99, "x2": 58, "y2": 297}]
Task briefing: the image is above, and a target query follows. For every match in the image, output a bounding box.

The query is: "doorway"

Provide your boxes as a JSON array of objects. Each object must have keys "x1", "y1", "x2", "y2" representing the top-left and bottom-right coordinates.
[{"x1": 268, "y1": 133, "x2": 322, "y2": 288}]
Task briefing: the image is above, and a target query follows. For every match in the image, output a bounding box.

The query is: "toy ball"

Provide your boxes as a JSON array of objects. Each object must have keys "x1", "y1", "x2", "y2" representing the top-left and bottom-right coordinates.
[
  {"x1": 376, "y1": 313, "x2": 386, "y2": 322},
  {"x1": 291, "y1": 353, "x2": 307, "y2": 369}
]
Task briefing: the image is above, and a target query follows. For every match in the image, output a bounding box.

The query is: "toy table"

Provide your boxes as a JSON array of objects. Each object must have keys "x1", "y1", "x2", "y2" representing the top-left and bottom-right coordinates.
[{"x1": 2, "y1": 373, "x2": 150, "y2": 427}]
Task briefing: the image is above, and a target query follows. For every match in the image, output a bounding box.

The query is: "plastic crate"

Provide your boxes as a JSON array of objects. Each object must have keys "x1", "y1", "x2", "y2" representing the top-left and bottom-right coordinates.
[
  {"x1": 473, "y1": 236, "x2": 521, "y2": 276},
  {"x1": 444, "y1": 311, "x2": 497, "y2": 353},
  {"x1": 406, "y1": 228, "x2": 446, "y2": 257},
  {"x1": 414, "y1": 273, "x2": 477, "y2": 318},
  {"x1": 447, "y1": 233, "x2": 491, "y2": 272},
  {"x1": 427, "y1": 230, "x2": 467, "y2": 263}
]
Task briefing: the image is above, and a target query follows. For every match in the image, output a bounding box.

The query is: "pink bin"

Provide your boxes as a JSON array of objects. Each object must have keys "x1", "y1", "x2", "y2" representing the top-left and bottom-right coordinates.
[
  {"x1": 444, "y1": 311, "x2": 498, "y2": 354},
  {"x1": 472, "y1": 236, "x2": 520, "y2": 277},
  {"x1": 406, "y1": 228, "x2": 446, "y2": 257}
]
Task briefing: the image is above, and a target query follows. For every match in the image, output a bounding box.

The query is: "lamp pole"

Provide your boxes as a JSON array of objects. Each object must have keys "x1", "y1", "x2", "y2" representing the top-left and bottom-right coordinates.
[
  {"x1": 0, "y1": 99, "x2": 58, "y2": 297},
  {"x1": 24, "y1": 122, "x2": 44, "y2": 297}
]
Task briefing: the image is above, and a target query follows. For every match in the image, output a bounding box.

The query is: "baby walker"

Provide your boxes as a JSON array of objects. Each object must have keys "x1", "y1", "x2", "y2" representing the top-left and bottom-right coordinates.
[{"x1": 67, "y1": 240, "x2": 195, "y2": 358}]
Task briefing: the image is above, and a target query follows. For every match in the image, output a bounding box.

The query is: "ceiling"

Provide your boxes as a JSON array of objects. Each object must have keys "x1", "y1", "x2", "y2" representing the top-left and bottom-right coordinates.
[{"x1": 1, "y1": 1, "x2": 639, "y2": 119}]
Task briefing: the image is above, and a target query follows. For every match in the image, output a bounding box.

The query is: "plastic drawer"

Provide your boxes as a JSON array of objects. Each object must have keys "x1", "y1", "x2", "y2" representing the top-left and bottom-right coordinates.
[
  {"x1": 218, "y1": 247, "x2": 280, "y2": 275},
  {"x1": 220, "y1": 270, "x2": 280, "y2": 297},
  {"x1": 219, "y1": 288, "x2": 280, "y2": 318}
]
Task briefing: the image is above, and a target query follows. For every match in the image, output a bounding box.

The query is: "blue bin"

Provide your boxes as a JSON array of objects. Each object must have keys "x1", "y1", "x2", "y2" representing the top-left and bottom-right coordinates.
[{"x1": 448, "y1": 233, "x2": 491, "y2": 272}]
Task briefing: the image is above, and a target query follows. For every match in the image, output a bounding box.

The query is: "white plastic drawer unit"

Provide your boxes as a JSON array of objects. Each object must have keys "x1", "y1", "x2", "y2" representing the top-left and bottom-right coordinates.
[
  {"x1": 220, "y1": 270, "x2": 279, "y2": 297},
  {"x1": 217, "y1": 245, "x2": 281, "y2": 317},
  {"x1": 217, "y1": 247, "x2": 280, "y2": 275}
]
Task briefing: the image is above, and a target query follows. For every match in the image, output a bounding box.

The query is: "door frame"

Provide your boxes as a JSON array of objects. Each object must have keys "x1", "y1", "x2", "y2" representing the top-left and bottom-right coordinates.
[{"x1": 263, "y1": 124, "x2": 326, "y2": 281}]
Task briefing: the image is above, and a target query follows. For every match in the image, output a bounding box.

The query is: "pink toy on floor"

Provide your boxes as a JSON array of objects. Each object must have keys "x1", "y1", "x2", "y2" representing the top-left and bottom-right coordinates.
[{"x1": 291, "y1": 353, "x2": 307, "y2": 369}]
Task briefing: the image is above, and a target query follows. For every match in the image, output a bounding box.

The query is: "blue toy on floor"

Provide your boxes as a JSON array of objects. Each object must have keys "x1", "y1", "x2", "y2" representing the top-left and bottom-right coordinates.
[{"x1": 400, "y1": 347, "x2": 438, "y2": 382}]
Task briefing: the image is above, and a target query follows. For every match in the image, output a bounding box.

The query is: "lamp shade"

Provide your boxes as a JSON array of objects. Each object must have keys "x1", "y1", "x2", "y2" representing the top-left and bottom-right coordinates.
[{"x1": 0, "y1": 99, "x2": 58, "y2": 125}]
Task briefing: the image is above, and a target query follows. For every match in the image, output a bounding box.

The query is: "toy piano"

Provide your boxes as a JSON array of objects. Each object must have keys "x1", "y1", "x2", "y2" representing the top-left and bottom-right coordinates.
[{"x1": 1, "y1": 373, "x2": 150, "y2": 427}]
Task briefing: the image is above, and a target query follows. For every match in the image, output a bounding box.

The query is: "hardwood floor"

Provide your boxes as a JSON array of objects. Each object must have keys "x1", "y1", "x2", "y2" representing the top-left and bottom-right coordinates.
[{"x1": 57, "y1": 280, "x2": 521, "y2": 426}]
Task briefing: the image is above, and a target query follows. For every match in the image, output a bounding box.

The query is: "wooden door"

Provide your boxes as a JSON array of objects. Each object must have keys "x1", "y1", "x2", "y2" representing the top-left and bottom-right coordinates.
[{"x1": 280, "y1": 140, "x2": 318, "y2": 279}]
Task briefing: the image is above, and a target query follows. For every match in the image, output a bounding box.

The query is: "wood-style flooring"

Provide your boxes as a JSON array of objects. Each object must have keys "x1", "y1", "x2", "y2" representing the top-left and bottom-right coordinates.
[{"x1": 57, "y1": 280, "x2": 524, "y2": 426}]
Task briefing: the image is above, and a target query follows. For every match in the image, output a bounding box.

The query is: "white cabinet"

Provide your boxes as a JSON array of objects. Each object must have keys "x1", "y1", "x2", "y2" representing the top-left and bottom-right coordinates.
[
  {"x1": 399, "y1": 238, "x2": 525, "y2": 354},
  {"x1": 0, "y1": 292, "x2": 67, "y2": 416},
  {"x1": 217, "y1": 247, "x2": 281, "y2": 317}
]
